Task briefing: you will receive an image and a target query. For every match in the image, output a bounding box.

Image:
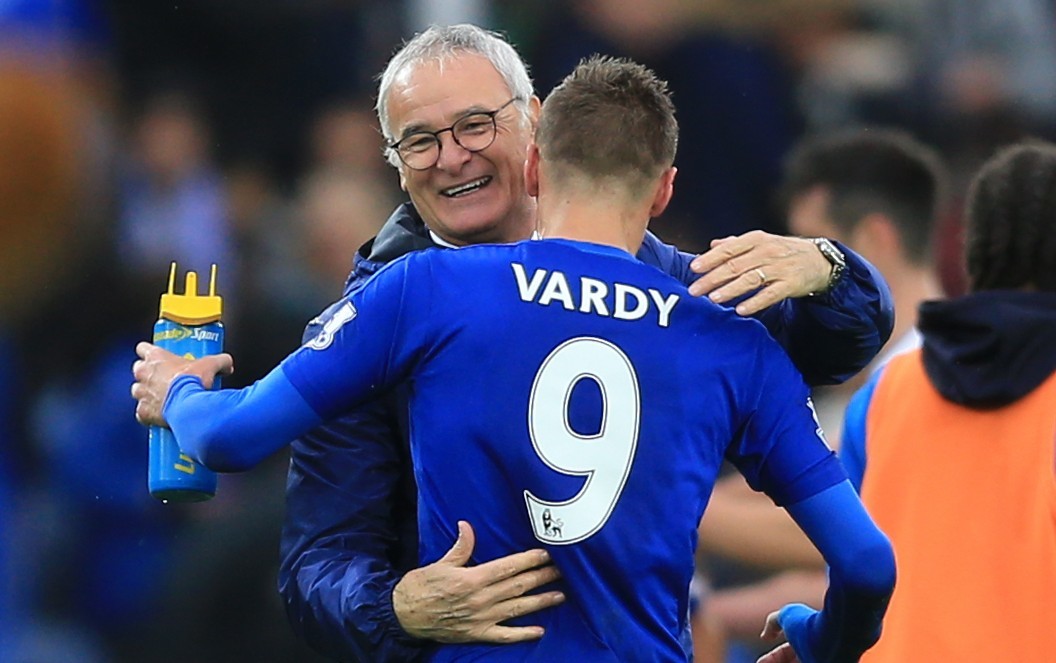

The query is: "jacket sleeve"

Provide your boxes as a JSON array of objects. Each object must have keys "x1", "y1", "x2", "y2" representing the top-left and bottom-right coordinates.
[
  {"x1": 278, "y1": 283, "x2": 427, "y2": 663},
  {"x1": 636, "y1": 233, "x2": 894, "y2": 386},
  {"x1": 278, "y1": 400, "x2": 428, "y2": 663}
]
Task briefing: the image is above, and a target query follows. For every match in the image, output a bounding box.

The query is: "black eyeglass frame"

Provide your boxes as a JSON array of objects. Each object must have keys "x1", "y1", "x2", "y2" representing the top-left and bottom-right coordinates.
[{"x1": 386, "y1": 97, "x2": 522, "y2": 170}]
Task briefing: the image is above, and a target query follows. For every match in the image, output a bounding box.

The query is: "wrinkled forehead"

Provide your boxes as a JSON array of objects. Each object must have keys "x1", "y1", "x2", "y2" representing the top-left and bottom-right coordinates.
[{"x1": 386, "y1": 53, "x2": 512, "y2": 132}]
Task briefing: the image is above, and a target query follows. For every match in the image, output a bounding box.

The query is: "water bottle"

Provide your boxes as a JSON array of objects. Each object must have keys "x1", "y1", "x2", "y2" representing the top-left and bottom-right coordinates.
[{"x1": 148, "y1": 262, "x2": 224, "y2": 503}]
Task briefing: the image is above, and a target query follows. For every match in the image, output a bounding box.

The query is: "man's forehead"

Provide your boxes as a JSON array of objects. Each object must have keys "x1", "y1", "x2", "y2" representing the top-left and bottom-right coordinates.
[{"x1": 387, "y1": 55, "x2": 510, "y2": 127}]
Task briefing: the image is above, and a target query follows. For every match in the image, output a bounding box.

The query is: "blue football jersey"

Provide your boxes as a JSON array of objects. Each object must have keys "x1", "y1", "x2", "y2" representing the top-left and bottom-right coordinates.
[{"x1": 281, "y1": 238, "x2": 842, "y2": 662}]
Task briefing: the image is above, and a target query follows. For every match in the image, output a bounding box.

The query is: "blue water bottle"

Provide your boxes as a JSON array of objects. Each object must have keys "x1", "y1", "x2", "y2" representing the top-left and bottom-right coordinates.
[{"x1": 148, "y1": 262, "x2": 224, "y2": 502}]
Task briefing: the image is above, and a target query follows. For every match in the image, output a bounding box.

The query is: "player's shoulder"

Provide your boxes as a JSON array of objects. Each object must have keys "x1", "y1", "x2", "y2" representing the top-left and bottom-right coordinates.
[{"x1": 675, "y1": 286, "x2": 784, "y2": 351}]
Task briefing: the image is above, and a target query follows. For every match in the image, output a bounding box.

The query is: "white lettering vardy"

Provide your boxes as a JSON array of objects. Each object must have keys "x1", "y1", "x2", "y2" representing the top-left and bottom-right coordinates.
[{"x1": 511, "y1": 263, "x2": 680, "y2": 327}]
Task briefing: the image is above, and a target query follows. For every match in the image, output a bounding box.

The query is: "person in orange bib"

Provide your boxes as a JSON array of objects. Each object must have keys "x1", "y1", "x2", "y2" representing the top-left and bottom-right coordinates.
[{"x1": 840, "y1": 140, "x2": 1056, "y2": 663}]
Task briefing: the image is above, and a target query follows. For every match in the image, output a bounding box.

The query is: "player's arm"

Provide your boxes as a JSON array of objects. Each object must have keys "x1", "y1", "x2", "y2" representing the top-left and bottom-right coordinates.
[
  {"x1": 729, "y1": 347, "x2": 894, "y2": 663},
  {"x1": 759, "y1": 481, "x2": 895, "y2": 663},
  {"x1": 132, "y1": 256, "x2": 424, "y2": 471},
  {"x1": 638, "y1": 231, "x2": 894, "y2": 386}
]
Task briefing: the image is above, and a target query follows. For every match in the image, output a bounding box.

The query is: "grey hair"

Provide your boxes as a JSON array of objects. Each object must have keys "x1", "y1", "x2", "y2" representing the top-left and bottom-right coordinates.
[{"x1": 375, "y1": 24, "x2": 534, "y2": 167}]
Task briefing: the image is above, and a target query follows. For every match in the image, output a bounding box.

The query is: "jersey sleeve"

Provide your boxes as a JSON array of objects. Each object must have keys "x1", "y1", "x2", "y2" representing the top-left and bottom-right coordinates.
[
  {"x1": 779, "y1": 480, "x2": 896, "y2": 662},
  {"x1": 724, "y1": 334, "x2": 847, "y2": 507},
  {"x1": 163, "y1": 369, "x2": 323, "y2": 472},
  {"x1": 281, "y1": 254, "x2": 434, "y2": 421}
]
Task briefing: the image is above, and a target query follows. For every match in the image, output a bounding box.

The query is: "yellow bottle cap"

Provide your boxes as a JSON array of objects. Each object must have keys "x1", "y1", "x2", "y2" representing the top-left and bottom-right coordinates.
[{"x1": 159, "y1": 262, "x2": 223, "y2": 325}]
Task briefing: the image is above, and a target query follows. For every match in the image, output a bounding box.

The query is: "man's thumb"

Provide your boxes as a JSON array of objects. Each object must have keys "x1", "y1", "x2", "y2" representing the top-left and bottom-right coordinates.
[
  {"x1": 196, "y1": 353, "x2": 234, "y2": 389},
  {"x1": 439, "y1": 520, "x2": 475, "y2": 566}
]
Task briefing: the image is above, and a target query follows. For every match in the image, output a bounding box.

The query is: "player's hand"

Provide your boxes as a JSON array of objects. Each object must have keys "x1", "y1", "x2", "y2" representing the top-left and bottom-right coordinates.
[
  {"x1": 393, "y1": 520, "x2": 565, "y2": 644},
  {"x1": 757, "y1": 604, "x2": 821, "y2": 663},
  {"x1": 757, "y1": 610, "x2": 799, "y2": 663},
  {"x1": 131, "y1": 341, "x2": 234, "y2": 426},
  {"x1": 688, "y1": 231, "x2": 831, "y2": 316}
]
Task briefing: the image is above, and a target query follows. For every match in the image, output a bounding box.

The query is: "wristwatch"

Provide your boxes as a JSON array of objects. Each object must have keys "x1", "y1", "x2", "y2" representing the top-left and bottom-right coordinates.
[{"x1": 810, "y1": 237, "x2": 846, "y2": 295}]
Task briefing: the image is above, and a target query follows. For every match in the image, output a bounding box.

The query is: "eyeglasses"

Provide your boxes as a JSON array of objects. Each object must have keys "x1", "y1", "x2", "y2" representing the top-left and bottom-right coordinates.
[{"x1": 387, "y1": 97, "x2": 521, "y2": 170}]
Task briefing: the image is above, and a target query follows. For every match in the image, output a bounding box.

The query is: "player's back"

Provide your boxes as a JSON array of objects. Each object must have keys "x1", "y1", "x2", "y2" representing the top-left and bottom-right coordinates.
[{"x1": 397, "y1": 239, "x2": 804, "y2": 662}]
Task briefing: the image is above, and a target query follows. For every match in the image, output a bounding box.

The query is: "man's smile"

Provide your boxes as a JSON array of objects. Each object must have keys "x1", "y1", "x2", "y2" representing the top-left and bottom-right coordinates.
[{"x1": 441, "y1": 176, "x2": 492, "y2": 198}]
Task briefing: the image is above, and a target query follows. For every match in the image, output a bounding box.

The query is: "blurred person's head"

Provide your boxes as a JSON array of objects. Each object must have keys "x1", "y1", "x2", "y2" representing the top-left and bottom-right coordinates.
[
  {"x1": 134, "y1": 90, "x2": 211, "y2": 187},
  {"x1": 308, "y1": 99, "x2": 388, "y2": 179},
  {"x1": 299, "y1": 169, "x2": 390, "y2": 284},
  {"x1": 573, "y1": 0, "x2": 692, "y2": 55},
  {"x1": 0, "y1": 65, "x2": 82, "y2": 325},
  {"x1": 375, "y1": 23, "x2": 540, "y2": 246},
  {"x1": 783, "y1": 128, "x2": 946, "y2": 275},
  {"x1": 964, "y1": 141, "x2": 1056, "y2": 294},
  {"x1": 528, "y1": 54, "x2": 677, "y2": 248}
]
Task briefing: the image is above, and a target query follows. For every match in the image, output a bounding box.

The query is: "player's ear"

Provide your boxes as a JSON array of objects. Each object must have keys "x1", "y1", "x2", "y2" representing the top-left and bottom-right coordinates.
[
  {"x1": 648, "y1": 167, "x2": 677, "y2": 218},
  {"x1": 525, "y1": 142, "x2": 541, "y2": 198},
  {"x1": 527, "y1": 95, "x2": 542, "y2": 133}
]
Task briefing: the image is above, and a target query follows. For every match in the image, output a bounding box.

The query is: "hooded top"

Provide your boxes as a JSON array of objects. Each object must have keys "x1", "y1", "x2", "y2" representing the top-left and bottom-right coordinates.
[{"x1": 918, "y1": 290, "x2": 1056, "y2": 408}]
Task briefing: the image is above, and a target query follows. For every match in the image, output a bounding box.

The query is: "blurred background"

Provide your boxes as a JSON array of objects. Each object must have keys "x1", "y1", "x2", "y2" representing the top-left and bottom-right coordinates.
[{"x1": 2, "y1": 0, "x2": 1054, "y2": 661}]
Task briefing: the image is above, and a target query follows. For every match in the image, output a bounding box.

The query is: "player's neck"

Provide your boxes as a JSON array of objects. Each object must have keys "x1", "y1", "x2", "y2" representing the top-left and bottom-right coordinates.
[
  {"x1": 537, "y1": 197, "x2": 648, "y2": 255},
  {"x1": 889, "y1": 264, "x2": 944, "y2": 342}
]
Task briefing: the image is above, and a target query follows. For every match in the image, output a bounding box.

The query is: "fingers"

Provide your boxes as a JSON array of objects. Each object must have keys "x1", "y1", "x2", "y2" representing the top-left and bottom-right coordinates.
[
  {"x1": 131, "y1": 343, "x2": 232, "y2": 425},
  {"x1": 756, "y1": 642, "x2": 798, "y2": 663},
  {"x1": 688, "y1": 231, "x2": 781, "y2": 301},
  {"x1": 688, "y1": 236, "x2": 756, "y2": 298},
  {"x1": 136, "y1": 341, "x2": 177, "y2": 361},
  {"x1": 724, "y1": 284, "x2": 790, "y2": 317},
  {"x1": 440, "y1": 521, "x2": 477, "y2": 567},
  {"x1": 761, "y1": 610, "x2": 784, "y2": 641},
  {"x1": 481, "y1": 562, "x2": 562, "y2": 605},
  {"x1": 213, "y1": 353, "x2": 235, "y2": 376},
  {"x1": 474, "y1": 589, "x2": 566, "y2": 637},
  {"x1": 193, "y1": 354, "x2": 234, "y2": 389},
  {"x1": 687, "y1": 232, "x2": 830, "y2": 312},
  {"x1": 687, "y1": 268, "x2": 775, "y2": 311},
  {"x1": 473, "y1": 547, "x2": 554, "y2": 583},
  {"x1": 474, "y1": 623, "x2": 547, "y2": 645}
]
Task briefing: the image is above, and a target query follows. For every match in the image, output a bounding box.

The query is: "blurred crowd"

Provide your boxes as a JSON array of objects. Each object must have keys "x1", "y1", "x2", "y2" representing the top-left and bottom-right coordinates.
[{"x1": 3, "y1": 0, "x2": 1056, "y2": 661}]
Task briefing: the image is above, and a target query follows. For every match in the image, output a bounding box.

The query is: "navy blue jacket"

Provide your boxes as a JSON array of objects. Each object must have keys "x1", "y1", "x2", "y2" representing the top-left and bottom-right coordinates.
[{"x1": 278, "y1": 204, "x2": 893, "y2": 662}]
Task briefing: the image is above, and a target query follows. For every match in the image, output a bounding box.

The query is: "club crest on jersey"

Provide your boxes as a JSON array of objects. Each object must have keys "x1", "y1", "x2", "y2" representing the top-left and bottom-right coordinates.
[{"x1": 307, "y1": 301, "x2": 357, "y2": 351}]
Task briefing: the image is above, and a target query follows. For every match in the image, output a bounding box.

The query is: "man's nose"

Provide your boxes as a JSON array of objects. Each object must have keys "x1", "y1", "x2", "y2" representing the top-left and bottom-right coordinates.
[{"x1": 434, "y1": 130, "x2": 473, "y2": 171}]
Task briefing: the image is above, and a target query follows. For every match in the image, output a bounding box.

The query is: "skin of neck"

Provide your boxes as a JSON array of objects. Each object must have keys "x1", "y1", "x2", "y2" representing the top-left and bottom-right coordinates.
[
  {"x1": 886, "y1": 260, "x2": 944, "y2": 346},
  {"x1": 525, "y1": 143, "x2": 675, "y2": 254}
]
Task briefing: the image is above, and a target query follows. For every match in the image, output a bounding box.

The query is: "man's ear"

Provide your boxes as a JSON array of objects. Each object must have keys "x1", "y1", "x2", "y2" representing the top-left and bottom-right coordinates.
[
  {"x1": 525, "y1": 143, "x2": 541, "y2": 197},
  {"x1": 856, "y1": 212, "x2": 901, "y2": 260},
  {"x1": 649, "y1": 167, "x2": 677, "y2": 217},
  {"x1": 398, "y1": 167, "x2": 408, "y2": 192}
]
